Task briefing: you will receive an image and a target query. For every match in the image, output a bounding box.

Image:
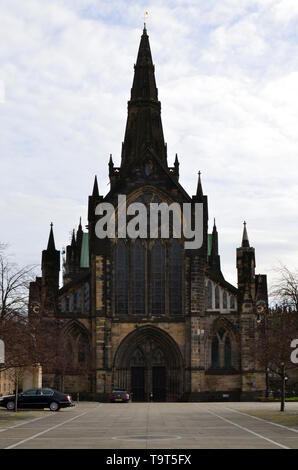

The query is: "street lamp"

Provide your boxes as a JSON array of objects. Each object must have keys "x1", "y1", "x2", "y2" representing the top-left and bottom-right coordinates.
[
  {"x1": 256, "y1": 300, "x2": 269, "y2": 398},
  {"x1": 281, "y1": 362, "x2": 286, "y2": 412}
]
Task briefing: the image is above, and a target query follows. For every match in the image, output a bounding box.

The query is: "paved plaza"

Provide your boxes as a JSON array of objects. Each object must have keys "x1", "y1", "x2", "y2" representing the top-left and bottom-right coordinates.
[{"x1": 1, "y1": 402, "x2": 298, "y2": 449}]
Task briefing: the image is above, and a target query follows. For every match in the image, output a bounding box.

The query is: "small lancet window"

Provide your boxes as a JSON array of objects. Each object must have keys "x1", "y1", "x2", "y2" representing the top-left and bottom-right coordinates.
[
  {"x1": 215, "y1": 286, "x2": 220, "y2": 309},
  {"x1": 223, "y1": 291, "x2": 228, "y2": 309},
  {"x1": 207, "y1": 281, "x2": 213, "y2": 309},
  {"x1": 224, "y1": 336, "x2": 232, "y2": 369},
  {"x1": 211, "y1": 336, "x2": 219, "y2": 369}
]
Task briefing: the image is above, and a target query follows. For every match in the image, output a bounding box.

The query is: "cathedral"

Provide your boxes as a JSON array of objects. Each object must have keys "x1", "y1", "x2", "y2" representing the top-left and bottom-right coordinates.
[{"x1": 29, "y1": 26, "x2": 268, "y2": 401}]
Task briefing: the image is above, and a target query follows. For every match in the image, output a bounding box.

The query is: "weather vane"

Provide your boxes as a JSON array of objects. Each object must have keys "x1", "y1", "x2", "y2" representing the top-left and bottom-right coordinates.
[{"x1": 144, "y1": 10, "x2": 149, "y2": 27}]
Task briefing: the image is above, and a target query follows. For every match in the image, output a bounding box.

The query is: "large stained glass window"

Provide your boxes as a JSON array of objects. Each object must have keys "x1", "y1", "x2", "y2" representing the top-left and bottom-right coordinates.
[
  {"x1": 131, "y1": 239, "x2": 146, "y2": 315},
  {"x1": 168, "y1": 240, "x2": 182, "y2": 315},
  {"x1": 115, "y1": 241, "x2": 129, "y2": 314},
  {"x1": 151, "y1": 241, "x2": 165, "y2": 315}
]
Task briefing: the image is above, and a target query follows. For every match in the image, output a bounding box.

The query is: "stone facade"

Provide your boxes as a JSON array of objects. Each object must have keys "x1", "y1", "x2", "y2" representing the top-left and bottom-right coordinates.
[{"x1": 29, "y1": 27, "x2": 268, "y2": 401}]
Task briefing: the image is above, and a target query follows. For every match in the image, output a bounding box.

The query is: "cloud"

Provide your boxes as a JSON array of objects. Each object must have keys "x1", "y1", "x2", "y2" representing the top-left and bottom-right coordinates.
[{"x1": 0, "y1": 0, "x2": 298, "y2": 289}]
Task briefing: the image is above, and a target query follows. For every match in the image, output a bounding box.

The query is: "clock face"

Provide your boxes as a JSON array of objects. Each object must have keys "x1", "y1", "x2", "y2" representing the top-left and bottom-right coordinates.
[
  {"x1": 256, "y1": 300, "x2": 266, "y2": 314},
  {"x1": 30, "y1": 301, "x2": 40, "y2": 314},
  {"x1": 257, "y1": 304, "x2": 265, "y2": 314}
]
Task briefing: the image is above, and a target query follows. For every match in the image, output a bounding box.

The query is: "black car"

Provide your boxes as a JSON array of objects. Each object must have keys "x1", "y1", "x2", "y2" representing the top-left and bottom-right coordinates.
[
  {"x1": 110, "y1": 389, "x2": 130, "y2": 403},
  {"x1": 0, "y1": 388, "x2": 74, "y2": 412}
]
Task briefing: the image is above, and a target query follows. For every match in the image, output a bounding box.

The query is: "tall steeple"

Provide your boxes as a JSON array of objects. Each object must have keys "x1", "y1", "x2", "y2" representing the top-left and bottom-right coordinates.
[
  {"x1": 242, "y1": 221, "x2": 250, "y2": 248},
  {"x1": 120, "y1": 26, "x2": 167, "y2": 174},
  {"x1": 209, "y1": 218, "x2": 221, "y2": 271},
  {"x1": 92, "y1": 175, "x2": 99, "y2": 197},
  {"x1": 196, "y1": 171, "x2": 203, "y2": 198},
  {"x1": 237, "y1": 221, "x2": 256, "y2": 305},
  {"x1": 47, "y1": 222, "x2": 56, "y2": 251},
  {"x1": 41, "y1": 223, "x2": 60, "y2": 307}
]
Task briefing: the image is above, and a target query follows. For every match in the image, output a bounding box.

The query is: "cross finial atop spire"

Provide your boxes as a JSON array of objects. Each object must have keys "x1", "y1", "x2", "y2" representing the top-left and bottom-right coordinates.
[
  {"x1": 196, "y1": 170, "x2": 203, "y2": 197},
  {"x1": 47, "y1": 222, "x2": 56, "y2": 251},
  {"x1": 144, "y1": 10, "x2": 149, "y2": 30},
  {"x1": 242, "y1": 220, "x2": 250, "y2": 248}
]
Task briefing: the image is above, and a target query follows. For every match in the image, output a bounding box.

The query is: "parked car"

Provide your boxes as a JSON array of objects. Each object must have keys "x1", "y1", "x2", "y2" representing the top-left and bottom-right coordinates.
[
  {"x1": 110, "y1": 389, "x2": 130, "y2": 403},
  {"x1": 0, "y1": 388, "x2": 74, "y2": 412}
]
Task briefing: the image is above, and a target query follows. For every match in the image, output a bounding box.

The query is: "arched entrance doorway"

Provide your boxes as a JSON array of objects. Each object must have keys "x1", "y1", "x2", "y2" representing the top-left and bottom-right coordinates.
[{"x1": 113, "y1": 326, "x2": 184, "y2": 402}]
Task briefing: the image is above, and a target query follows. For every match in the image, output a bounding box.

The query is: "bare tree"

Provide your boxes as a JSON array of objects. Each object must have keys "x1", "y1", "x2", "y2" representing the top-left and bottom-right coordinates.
[
  {"x1": 256, "y1": 305, "x2": 298, "y2": 411},
  {"x1": 271, "y1": 265, "x2": 298, "y2": 312},
  {"x1": 0, "y1": 245, "x2": 36, "y2": 321},
  {"x1": 0, "y1": 244, "x2": 37, "y2": 411}
]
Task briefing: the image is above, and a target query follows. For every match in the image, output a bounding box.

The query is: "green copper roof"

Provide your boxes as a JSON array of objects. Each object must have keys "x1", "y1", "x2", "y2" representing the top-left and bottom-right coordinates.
[
  {"x1": 80, "y1": 232, "x2": 89, "y2": 268},
  {"x1": 208, "y1": 234, "x2": 212, "y2": 257}
]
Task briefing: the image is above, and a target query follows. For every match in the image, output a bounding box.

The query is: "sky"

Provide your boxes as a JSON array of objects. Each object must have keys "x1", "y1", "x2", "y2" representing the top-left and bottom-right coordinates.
[{"x1": 1, "y1": 0, "x2": 298, "y2": 287}]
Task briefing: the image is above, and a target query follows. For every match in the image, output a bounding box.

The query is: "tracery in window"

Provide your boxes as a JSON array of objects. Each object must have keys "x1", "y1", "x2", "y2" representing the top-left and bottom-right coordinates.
[
  {"x1": 115, "y1": 241, "x2": 129, "y2": 315},
  {"x1": 151, "y1": 240, "x2": 165, "y2": 315},
  {"x1": 168, "y1": 240, "x2": 182, "y2": 315},
  {"x1": 131, "y1": 239, "x2": 145, "y2": 315}
]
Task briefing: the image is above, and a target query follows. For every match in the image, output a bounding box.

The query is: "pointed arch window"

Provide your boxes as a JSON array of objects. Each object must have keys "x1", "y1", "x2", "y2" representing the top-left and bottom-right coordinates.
[
  {"x1": 224, "y1": 336, "x2": 232, "y2": 369},
  {"x1": 131, "y1": 239, "x2": 145, "y2": 315},
  {"x1": 168, "y1": 240, "x2": 182, "y2": 315},
  {"x1": 207, "y1": 281, "x2": 213, "y2": 309},
  {"x1": 223, "y1": 291, "x2": 228, "y2": 309},
  {"x1": 151, "y1": 240, "x2": 165, "y2": 315},
  {"x1": 230, "y1": 296, "x2": 235, "y2": 310},
  {"x1": 61, "y1": 298, "x2": 67, "y2": 313},
  {"x1": 69, "y1": 294, "x2": 74, "y2": 313},
  {"x1": 115, "y1": 241, "x2": 128, "y2": 315},
  {"x1": 76, "y1": 288, "x2": 82, "y2": 312},
  {"x1": 84, "y1": 282, "x2": 90, "y2": 312},
  {"x1": 211, "y1": 336, "x2": 219, "y2": 369},
  {"x1": 215, "y1": 286, "x2": 220, "y2": 309}
]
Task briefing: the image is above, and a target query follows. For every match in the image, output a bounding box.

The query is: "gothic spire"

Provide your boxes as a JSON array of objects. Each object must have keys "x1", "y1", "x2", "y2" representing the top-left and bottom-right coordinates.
[
  {"x1": 76, "y1": 217, "x2": 83, "y2": 251},
  {"x1": 211, "y1": 219, "x2": 219, "y2": 258},
  {"x1": 120, "y1": 26, "x2": 167, "y2": 172},
  {"x1": 130, "y1": 25, "x2": 158, "y2": 101},
  {"x1": 208, "y1": 218, "x2": 221, "y2": 272},
  {"x1": 47, "y1": 223, "x2": 56, "y2": 252},
  {"x1": 242, "y1": 221, "x2": 250, "y2": 248},
  {"x1": 71, "y1": 229, "x2": 76, "y2": 247},
  {"x1": 196, "y1": 171, "x2": 203, "y2": 197},
  {"x1": 92, "y1": 175, "x2": 99, "y2": 197}
]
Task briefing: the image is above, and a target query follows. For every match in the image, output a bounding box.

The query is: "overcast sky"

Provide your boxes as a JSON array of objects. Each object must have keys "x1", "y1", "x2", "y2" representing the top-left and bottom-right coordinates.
[{"x1": 1, "y1": 0, "x2": 298, "y2": 287}]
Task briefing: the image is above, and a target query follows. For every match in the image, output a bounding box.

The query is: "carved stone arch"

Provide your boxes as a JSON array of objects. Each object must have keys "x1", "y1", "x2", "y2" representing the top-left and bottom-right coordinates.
[
  {"x1": 63, "y1": 320, "x2": 90, "y2": 340},
  {"x1": 211, "y1": 317, "x2": 239, "y2": 340},
  {"x1": 113, "y1": 325, "x2": 184, "y2": 401},
  {"x1": 208, "y1": 317, "x2": 240, "y2": 370},
  {"x1": 62, "y1": 321, "x2": 91, "y2": 372}
]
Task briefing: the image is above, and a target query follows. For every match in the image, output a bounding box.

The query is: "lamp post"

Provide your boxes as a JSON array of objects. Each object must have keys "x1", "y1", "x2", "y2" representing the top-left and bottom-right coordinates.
[
  {"x1": 281, "y1": 362, "x2": 286, "y2": 412},
  {"x1": 256, "y1": 300, "x2": 269, "y2": 398}
]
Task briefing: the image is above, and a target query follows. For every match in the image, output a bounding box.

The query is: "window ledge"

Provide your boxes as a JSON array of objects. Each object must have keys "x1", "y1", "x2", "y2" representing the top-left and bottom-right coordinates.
[{"x1": 206, "y1": 368, "x2": 239, "y2": 376}]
